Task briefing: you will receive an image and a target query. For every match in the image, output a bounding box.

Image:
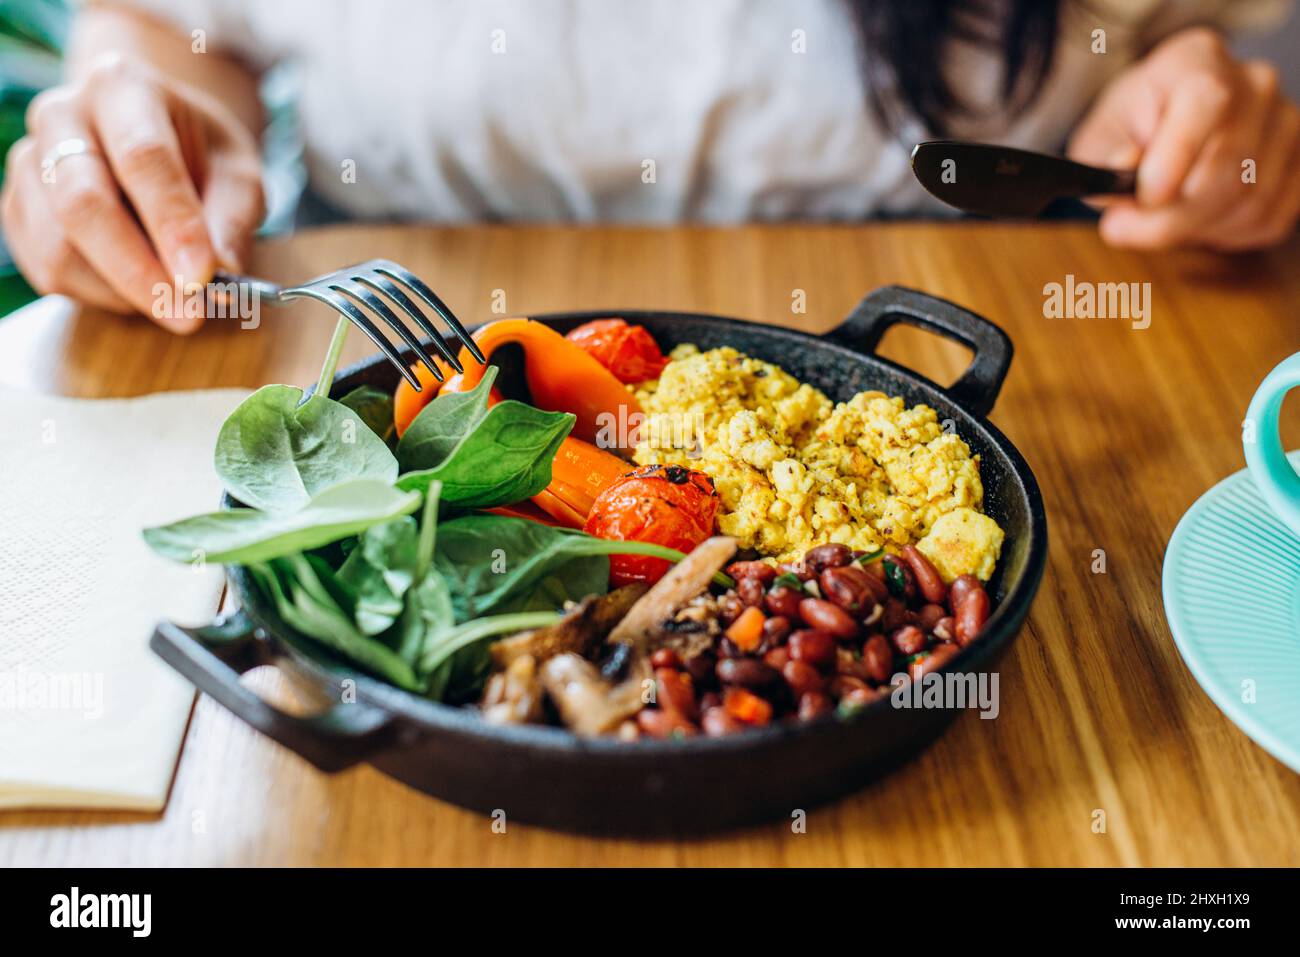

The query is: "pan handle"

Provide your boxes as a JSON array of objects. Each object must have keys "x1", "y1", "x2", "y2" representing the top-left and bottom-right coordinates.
[
  {"x1": 151, "y1": 611, "x2": 398, "y2": 772},
  {"x1": 827, "y1": 285, "x2": 1013, "y2": 417}
]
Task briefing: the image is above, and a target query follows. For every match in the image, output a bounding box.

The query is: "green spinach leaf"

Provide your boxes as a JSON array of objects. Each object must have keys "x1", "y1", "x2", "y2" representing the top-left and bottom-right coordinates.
[
  {"x1": 337, "y1": 384, "x2": 397, "y2": 445},
  {"x1": 396, "y1": 367, "x2": 497, "y2": 470},
  {"x1": 143, "y1": 479, "x2": 422, "y2": 564},
  {"x1": 432, "y1": 514, "x2": 693, "y2": 621},
  {"x1": 246, "y1": 557, "x2": 422, "y2": 691},
  {"x1": 395, "y1": 367, "x2": 574, "y2": 508},
  {"x1": 215, "y1": 384, "x2": 398, "y2": 512},
  {"x1": 419, "y1": 610, "x2": 562, "y2": 692},
  {"x1": 335, "y1": 515, "x2": 419, "y2": 634}
]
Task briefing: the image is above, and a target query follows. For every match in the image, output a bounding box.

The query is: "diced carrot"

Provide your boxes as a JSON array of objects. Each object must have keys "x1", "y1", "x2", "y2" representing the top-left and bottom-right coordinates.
[
  {"x1": 724, "y1": 605, "x2": 766, "y2": 652},
  {"x1": 724, "y1": 687, "x2": 773, "y2": 726}
]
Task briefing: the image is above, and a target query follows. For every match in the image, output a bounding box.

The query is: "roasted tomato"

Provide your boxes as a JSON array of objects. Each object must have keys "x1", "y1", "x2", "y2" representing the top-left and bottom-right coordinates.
[
  {"x1": 584, "y1": 464, "x2": 718, "y2": 586},
  {"x1": 565, "y1": 319, "x2": 669, "y2": 383}
]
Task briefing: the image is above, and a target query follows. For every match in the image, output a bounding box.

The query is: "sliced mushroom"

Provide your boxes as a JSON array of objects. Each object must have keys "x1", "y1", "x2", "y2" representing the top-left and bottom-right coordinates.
[
  {"x1": 489, "y1": 583, "x2": 648, "y2": 670},
  {"x1": 539, "y1": 652, "x2": 651, "y2": 738},
  {"x1": 607, "y1": 535, "x2": 737, "y2": 654},
  {"x1": 480, "y1": 654, "x2": 545, "y2": 725}
]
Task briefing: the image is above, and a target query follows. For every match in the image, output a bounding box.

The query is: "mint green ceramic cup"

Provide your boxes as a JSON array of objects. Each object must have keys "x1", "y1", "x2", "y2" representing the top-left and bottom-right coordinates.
[{"x1": 1245, "y1": 352, "x2": 1300, "y2": 537}]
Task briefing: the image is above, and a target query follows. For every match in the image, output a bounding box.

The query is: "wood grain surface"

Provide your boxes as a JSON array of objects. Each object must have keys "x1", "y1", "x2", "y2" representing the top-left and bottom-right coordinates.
[{"x1": 1, "y1": 222, "x2": 1297, "y2": 866}]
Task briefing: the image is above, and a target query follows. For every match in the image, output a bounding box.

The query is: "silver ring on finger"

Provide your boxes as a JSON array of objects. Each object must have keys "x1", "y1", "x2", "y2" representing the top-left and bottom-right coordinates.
[{"x1": 40, "y1": 137, "x2": 97, "y2": 181}]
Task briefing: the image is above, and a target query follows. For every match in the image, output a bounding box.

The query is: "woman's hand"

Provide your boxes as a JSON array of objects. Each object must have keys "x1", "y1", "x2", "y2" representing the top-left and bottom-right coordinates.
[
  {"x1": 1, "y1": 54, "x2": 264, "y2": 331},
  {"x1": 1068, "y1": 26, "x2": 1300, "y2": 252}
]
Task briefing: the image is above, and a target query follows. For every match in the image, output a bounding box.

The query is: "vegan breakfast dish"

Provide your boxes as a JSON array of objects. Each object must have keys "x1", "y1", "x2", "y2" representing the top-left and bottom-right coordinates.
[{"x1": 145, "y1": 315, "x2": 1003, "y2": 740}]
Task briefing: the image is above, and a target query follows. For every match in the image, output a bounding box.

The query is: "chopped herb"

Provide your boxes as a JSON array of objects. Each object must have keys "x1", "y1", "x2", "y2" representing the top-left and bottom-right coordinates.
[
  {"x1": 883, "y1": 556, "x2": 907, "y2": 597},
  {"x1": 836, "y1": 696, "x2": 872, "y2": 720},
  {"x1": 855, "y1": 547, "x2": 885, "y2": 565},
  {"x1": 772, "y1": 572, "x2": 805, "y2": 591}
]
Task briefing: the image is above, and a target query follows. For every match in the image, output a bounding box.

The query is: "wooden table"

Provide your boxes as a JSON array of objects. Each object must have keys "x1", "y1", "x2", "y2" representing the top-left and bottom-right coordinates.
[{"x1": 1, "y1": 222, "x2": 1297, "y2": 866}]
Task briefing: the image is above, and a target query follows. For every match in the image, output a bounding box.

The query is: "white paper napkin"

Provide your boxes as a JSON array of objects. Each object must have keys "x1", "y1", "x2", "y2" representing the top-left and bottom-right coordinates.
[{"x1": 0, "y1": 386, "x2": 248, "y2": 811}]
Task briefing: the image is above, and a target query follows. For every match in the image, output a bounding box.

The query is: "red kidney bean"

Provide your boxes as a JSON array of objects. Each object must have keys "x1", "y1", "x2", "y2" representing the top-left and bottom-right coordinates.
[
  {"x1": 762, "y1": 646, "x2": 791, "y2": 671},
  {"x1": 637, "y1": 708, "x2": 697, "y2": 738},
  {"x1": 948, "y1": 574, "x2": 981, "y2": 614},
  {"x1": 829, "y1": 674, "x2": 871, "y2": 698},
  {"x1": 859, "y1": 569, "x2": 891, "y2": 605},
  {"x1": 798, "y1": 691, "x2": 834, "y2": 720},
  {"x1": 908, "y1": 644, "x2": 959, "y2": 680},
  {"x1": 717, "y1": 591, "x2": 745, "y2": 624},
  {"x1": 804, "y1": 543, "x2": 852, "y2": 573},
  {"x1": 700, "y1": 691, "x2": 722, "y2": 712},
  {"x1": 783, "y1": 659, "x2": 827, "y2": 698},
  {"x1": 916, "y1": 603, "x2": 947, "y2": 633},
  {"x1": 717, "y1": 637, "x2": 742, "y2": 658},
  {"x1": 726, "y1": 560, "x2": 777, "y2": 585},
  {"x1": 862, "y1": 558, "x2": 887, "y2": 582},
  {"x1": 890, "y1": 624, "x2": 927, "y2": 656},
  {"x1": 737, "y1": 576, "x2": 766, "y2": 608},
  {"x1": 716, "y1": 657, "x2": 781, "y2": 691},
  {"x1": 685, "y1": 651, "x2": 717, "y2": 687},
  {"x1": 861, "y1": 633, "x2": 894, "y2": 685},
  {"x1": 955, "y1": 586, "x2": 991, "y2": 647},
  {"x1": 932, "y1": 616, "x2": 956, "y2": 643},
  {"x1": 799, "y1": 597, "x2": 858, "y2": 639},
  {"x1": 881, "y1": 597, "x2": 916, "y2": 633},
  {"x1": 701, "y1": 706, "x2": 744, "y2": 737},
  {"x1": 901, "y1": 545, "x2": 948, "y2": 605},
  {"x1": 650, "y1": 648, "x2": 682, "y2": 670},
  {"x1": 788, "y1": 629, "x2": 837, "y2": 668},
  {"x1": 819, "y1": 565, "x2": 875, "y2": 614},
  {"x1": 655, "y1": 667, "x2": 698, "y2": 722},
  {"x1": 764, "y1": 585, "x2": 804, "y2": 619},
  {"x1": 762, "y1": 615, "x2": 792, "y2": 647}
]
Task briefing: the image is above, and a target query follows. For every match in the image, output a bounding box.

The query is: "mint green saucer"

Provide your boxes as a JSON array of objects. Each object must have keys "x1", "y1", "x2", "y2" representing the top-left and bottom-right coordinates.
[{"x1": 1163, "y1": 450, "x2": 1300, "y2": 774}]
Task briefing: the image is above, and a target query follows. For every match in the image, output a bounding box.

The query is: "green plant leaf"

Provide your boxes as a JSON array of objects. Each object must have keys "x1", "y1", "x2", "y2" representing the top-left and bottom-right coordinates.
[
  {"x1": 432, "y1": 514, "x2": 695, "y2": 621},
  {"x1": 394, "y1": 568, "x2": 456, "y2": 668},
  {"x1": 335, "y1": 515, "x2": 419, "y2": 634},
  {"x1": 247, "y1": 557, "x2": 421, "y2": 691},
  {"x1": 418, "y1": 610, "x2": 562, "y2": 690},
  {"x1": 337, "y1": 384, "x2": 396, "y2": 445},
  {"x1": 395, "y1": 367, "x2": 574, "y2": 508},
  {"x1": 214, "y1": 384, "x2": 397, "y2": 512},
  {"x1": 143, "y1": 479, "x2": 422, "y2": 564},
  {"x1": 396, "y1": 366, "x2": 498, "y2": 470}
]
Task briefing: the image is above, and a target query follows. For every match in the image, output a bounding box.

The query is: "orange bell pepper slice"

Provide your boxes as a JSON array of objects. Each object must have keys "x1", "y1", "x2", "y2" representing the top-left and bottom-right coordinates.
[
  {"x1": 394, "y1": 318, "x2": 643, "y2": 448},
  {"x1": 485, "y1": 500, "x2": 563, "y2": 526}
]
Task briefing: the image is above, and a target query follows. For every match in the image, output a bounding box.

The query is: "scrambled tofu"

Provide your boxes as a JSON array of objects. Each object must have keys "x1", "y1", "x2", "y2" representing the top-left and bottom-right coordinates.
[{"x1": 632, "y1": 345, "x2": 1004, "y2": 580}]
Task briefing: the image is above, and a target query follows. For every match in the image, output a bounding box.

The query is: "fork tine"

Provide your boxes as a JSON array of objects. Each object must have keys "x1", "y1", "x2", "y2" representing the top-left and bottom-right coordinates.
[
  {"x1": 334, "y1": 280, "x2": 445, "y2": 382},
  {"x1": 283, "y1": 287, "x2": 422, "y2": 391},
  {"x1": 354, "y1": 274, "x2": 462, "y2": 373},
  {"x1": 372, "y1": 260, "x2": 487, "y2": 365}
]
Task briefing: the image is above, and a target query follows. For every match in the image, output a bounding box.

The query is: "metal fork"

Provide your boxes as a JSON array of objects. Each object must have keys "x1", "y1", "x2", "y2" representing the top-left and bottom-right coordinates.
[{"x1": 213, "y1": 258, "x2": 486, "y2": 391}]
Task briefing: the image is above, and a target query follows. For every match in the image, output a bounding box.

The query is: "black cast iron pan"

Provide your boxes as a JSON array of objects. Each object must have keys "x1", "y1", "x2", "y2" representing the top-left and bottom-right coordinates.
[{"x1": 151, "y1": 285, "x2": 1048, "y2": 835}]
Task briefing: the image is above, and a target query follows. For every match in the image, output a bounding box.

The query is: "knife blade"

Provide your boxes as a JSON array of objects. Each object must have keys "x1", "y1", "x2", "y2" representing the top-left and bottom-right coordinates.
[{"x1": 911, "y1": 141, "x2": 1136, "y2": 218}]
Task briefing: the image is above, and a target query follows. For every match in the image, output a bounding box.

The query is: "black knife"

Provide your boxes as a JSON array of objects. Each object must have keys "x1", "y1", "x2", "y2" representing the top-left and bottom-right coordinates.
[{"x1": 911, "y1": 140, "x2": 1136, "y2": 217}]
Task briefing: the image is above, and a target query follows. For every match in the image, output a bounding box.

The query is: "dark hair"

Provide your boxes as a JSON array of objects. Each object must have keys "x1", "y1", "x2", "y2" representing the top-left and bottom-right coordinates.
[{"x1": 847, "y1": 0, "x2": 1063, "y2": 136}]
